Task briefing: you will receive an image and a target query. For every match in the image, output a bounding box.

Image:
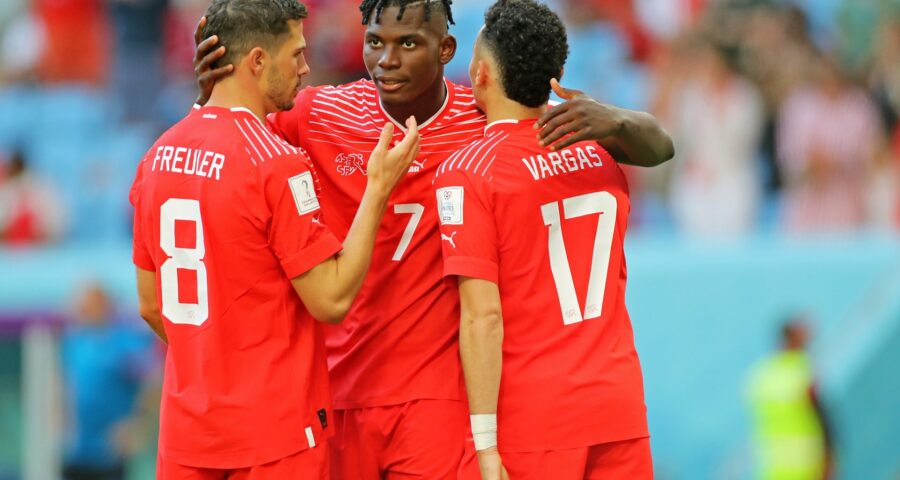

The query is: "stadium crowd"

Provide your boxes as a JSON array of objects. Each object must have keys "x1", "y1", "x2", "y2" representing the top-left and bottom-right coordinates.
[{"x1": 0, "y1": 0, "x2": 898, "y2": 245}]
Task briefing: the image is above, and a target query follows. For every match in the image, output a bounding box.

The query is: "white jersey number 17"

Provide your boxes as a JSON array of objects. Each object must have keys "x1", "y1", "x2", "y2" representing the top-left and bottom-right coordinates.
[{"x1": 541, "y1": 191, "x2": 617, "y2": 325}]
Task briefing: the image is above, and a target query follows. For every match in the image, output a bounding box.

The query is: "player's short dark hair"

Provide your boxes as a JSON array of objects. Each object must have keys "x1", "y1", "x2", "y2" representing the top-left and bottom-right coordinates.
[
  {"x1": 360, "y1": 0, "x2": 454, "y2": 28},
  {"x1": 481, "y1": 0, "x2": 569, "y2": 108},
  {"x1": 202, "y1": 0, "x2": 308, "y2": 69}
]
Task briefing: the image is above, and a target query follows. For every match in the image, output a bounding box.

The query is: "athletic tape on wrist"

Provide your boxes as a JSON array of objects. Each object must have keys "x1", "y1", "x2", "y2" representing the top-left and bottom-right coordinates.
[{"x1": 470, "y1": 414, "x2": 498, "y2": 451}]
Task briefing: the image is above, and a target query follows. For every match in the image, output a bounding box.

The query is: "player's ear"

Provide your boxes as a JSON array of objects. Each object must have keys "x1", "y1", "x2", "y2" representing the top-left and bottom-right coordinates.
[
  {"x1": 474, "y1": 60, "x2": 489, "y2": 88},
  {"x1": 248, "y1": 47, "x2": 266, "y2": 76},
  {"x1": 439, "y1": 34, "x2": 457, "y2": 65}
]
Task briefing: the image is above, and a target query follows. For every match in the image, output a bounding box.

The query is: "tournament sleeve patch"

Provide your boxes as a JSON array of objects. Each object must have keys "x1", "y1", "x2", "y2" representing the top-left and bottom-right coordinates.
[
  {"x1": 437, "y1": 186, "x2": 464, "y2": 225},
  {"x1": 289, "y1": 171, "x2": 320, "y2": 215}
]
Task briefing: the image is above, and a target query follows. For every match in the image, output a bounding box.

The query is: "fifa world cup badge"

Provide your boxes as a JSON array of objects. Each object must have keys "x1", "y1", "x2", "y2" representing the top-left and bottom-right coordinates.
[
  {"x1": 289, "y1": 171, "x2": 321, "y2": 214},
  {"x1": 436, "y1": 187, "x2": 464, "y2": 225}
]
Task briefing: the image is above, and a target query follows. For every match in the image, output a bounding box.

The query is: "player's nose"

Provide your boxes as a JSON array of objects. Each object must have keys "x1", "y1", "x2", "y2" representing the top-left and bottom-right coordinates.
[
  {"x1": 298, "y1": 53, "x2": 311, "y2": 78},
  {"x1": 378, "y1": 45, "x2": 401, "y2": 70}
]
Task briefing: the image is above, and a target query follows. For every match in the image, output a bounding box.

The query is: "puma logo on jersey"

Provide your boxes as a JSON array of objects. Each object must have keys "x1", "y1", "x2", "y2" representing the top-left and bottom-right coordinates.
[
  {"x1": 335, "y1": 153, "x2": 367, "y2": 177},
  {"x1": 408, "y1": 159, "x2": 427, "y2": 173},
  {"x1": 311, "y1": 216, "x2": 322, "y2": 225},
  {"x1": 441, "y1": 231, "x2": 458, "y2": 248}
]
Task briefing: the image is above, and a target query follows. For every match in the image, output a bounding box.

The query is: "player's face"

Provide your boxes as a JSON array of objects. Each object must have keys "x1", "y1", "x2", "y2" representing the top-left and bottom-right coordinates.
[
  {"x1": 363, "y1": 5, "x2": 453, "y2": 106},
  {"x1": 264, "y1": 20, "x2": 310, "y2": 112}
]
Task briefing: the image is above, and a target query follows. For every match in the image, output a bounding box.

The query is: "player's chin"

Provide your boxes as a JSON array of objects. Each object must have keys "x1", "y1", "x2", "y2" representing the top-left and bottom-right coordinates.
[
  {"x1": 376, "y1": 88, "x2": 417, "y2": 106},
  {"x1": 276, "y1": 99, "x2": 296, "y2": 112}
]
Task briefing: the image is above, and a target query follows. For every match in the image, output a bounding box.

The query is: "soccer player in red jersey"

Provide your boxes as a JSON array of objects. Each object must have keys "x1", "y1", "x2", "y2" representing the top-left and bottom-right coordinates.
[
  {"x1": 193, "y1": 1, "x2": 673, "y2": 477},
  {"x1": 433, "y1": 1, "x2": 661, "y2": 479},
  {"x1": 131, "y1": 0, "x2": 420, "y2": 478}
]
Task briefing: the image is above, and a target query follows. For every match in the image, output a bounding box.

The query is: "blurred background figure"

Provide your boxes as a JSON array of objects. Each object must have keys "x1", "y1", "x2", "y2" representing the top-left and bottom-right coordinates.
[
  {"x1": 59, "y1": 284, "x2": 156, "y2": 480},
  {"x1": 33, "y1": 0, "x2": 108, "y2": 86},
  {"x1": 0, "y1": 0, "x2": 44, "y2": 85},
  {"x1": 866, "y1": 16, "x2": 900, "y2": 230},
  {"x1": 776, "y1": 52, "x2": 883, "y2": 234},
  {"x1": 0, "y1": 149, "x2": 65, "y2": 246},
  {"x1": 746, "y1": 316, "x2": 834, "y2": 480},
  {"x1": 107, "y1": 0, "x2": 168, "y2": 129},
  {"x1": 668, "y1": 35, "x2": 764, "y2": 238}
]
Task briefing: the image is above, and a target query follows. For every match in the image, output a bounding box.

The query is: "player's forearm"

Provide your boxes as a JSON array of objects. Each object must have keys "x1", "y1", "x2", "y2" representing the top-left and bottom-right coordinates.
[
  {"x1": 460, "y1": 309, "x2": 503, "y2": 414},
  {"x1": 139, "y1": 305, "x2": 168, "y2": 343},
  {"x1": 328, "y1": 187, "x2": 391, "y2": 318},
  {"x1": 135, "y1": 268, "x2": 167, "y2": 343},
  {"x1": 600, "y1": 108, "x2": 674, "y2": 168}
]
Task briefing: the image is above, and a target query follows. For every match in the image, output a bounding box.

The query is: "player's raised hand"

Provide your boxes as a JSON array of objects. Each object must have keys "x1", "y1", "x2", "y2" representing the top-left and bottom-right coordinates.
[
  {"x1": 367, "y1": 117, "x2": 421, "y2": 196},
  {"x1": 193, "y1": 16, "x2": 234, "y2": 106},
  {"x1": 536, "y1": 78, "x2": 625, "y2": 151},
  {"x1": 477, "y1": 447, "x2": 510, "y2": 480}
]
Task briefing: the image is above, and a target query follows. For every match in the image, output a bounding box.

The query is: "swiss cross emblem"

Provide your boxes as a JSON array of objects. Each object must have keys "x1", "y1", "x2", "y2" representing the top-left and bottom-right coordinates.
[{"x1": 335, "y1": 153, "x2": 367, "y2": 177}]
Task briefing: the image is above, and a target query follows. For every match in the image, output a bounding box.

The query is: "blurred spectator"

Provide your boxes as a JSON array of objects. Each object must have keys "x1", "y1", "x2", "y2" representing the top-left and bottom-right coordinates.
[
  {"x1": 867, "y1": 17, "x2": 900, "y2": 229},
  {"x1": 107, "y1": 0, "x2": 168, "y2": 127},
  {"x1": 302, "y1": 0, "x2": 368, "y2": 85},
  {"x1": 60, "y1": 283, "x2": 157, "y2": 480},
  {"x1": 868, "y1": 18, "x2": 900, "y2": 134},
  {"x1": 668, "y1": 37, "x2": 764, "y2": 238},
  {"x1": 158, "y1": 0, "x2": 208, "y2": 125},
  {"x1": 0, "y1": 150, "x2": 65, "y2": 245},
  {"x1": 588, "y1": 0, "x2": 655, "y2": 62},
  {"x1": 0, "y1": 7, "x2": 45, "y2": 84},
  {"x1": 738, "y1": 5, "x2": 820, "y2": 194},
  {"x1": 776, "y1": 53, "x2": 883, "y2": 233},
  {"x1": 34, "y1": 0, "x2": 109, "y2": 85},
  {"x1": 635, "y1": 0, "x2": 705, "y2": 42},
  {"x1": 559, "y1": 0, "x2": 650, "y2": 110},
  {"x1": 745, "y1": 315, "x2": 834, "y2": 480},
  {"x1": 0, "y1": 0, "x2": 27, "y2": 25}
]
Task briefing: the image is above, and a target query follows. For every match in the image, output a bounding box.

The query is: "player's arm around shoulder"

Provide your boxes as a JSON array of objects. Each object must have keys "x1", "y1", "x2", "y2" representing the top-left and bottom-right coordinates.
[
  {"x1": 290, "y1": 118, "x2": 421, "y2": 324},
  {"x1": 537, "y1": 79, "x2": 674, "y2": 167}
]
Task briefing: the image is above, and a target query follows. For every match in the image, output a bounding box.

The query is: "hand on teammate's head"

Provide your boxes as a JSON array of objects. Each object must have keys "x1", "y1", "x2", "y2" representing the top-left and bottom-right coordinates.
[{"x1": 193, "y1": 16, "x2": 233, "y2": 106}]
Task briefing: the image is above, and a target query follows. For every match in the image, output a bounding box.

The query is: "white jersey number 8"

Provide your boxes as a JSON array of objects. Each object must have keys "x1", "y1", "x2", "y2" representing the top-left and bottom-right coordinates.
[
  {"x1": 541, "y1": 191, "x2": 617, "y2": 326},
  {"x1": 159, "y1": 198, "x2": 209, "y2": 326}
]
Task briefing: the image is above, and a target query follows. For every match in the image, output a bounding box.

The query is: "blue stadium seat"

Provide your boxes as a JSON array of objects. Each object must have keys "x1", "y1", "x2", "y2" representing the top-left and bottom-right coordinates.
[
  {"x1": 65, "y1": 126, "x2": 154, "y2": 244},
  {"x1": 33, "y1": 87, "x2": 110, "y2": 138},
  {"x1": 0, "y1": 87, "x2": 39, "y2": 150}
]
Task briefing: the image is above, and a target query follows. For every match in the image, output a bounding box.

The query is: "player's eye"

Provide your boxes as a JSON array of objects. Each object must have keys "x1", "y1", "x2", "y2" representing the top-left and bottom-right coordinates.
[
  {"x1": 402, "y1": 40, "x2": 416, "y2": 49},
  {"x1": 368, "y1": 38, "x2": 383, "y2": 48}
]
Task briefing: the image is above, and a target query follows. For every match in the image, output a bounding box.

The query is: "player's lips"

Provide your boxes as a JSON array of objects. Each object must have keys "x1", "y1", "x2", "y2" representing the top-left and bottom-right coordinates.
[{"x1": 375, "y1": 77, "x2": 408, "y2": 93}]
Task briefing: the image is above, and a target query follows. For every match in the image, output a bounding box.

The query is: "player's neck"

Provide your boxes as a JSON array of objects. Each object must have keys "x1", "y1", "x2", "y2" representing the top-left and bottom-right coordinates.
[
  {"x1": 484, "y1": 96, "x2": 547, "y2": 125},
  {"x1": 206, "y1": 77, "x2": 268, "y2": 123},
  {"x1": 381, "y1": 76, "x2": 447, "y2": 126}
]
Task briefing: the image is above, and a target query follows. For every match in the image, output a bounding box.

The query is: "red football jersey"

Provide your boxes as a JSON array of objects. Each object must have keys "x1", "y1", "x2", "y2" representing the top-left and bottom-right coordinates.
[
  {"x1": 130, "y1": 106, "x2": 342, "y2": 468},
  {"x1": 433, "y1": 119, "x2": 649, "y2": 452},
  {"x1": 268, "y1": 79, "x2": 485, "y2": 408}
]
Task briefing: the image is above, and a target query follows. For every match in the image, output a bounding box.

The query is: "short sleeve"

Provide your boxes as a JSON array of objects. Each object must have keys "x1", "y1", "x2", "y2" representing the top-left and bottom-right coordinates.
[
  {"x1": 263, "y1": 152, "x2": 342, "y2": 279},
  {"x1": 267, "y1": 86, "x2": 318, "y2": 151},
  {"x1": 130, "y1": 160, "x2": 155, "y2": 271},
  {"x1": 434, "y1": 168, "x2": 499, "y2": 283}
]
